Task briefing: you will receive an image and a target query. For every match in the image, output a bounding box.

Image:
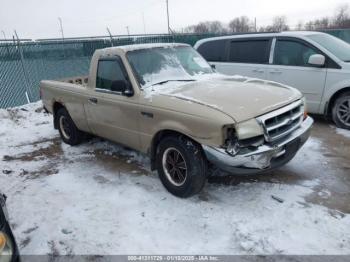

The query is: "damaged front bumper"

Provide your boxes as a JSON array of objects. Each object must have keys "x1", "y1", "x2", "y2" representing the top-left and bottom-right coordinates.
[{"x1": 203, "y1": 116, "x2": 313, "y2": 175}]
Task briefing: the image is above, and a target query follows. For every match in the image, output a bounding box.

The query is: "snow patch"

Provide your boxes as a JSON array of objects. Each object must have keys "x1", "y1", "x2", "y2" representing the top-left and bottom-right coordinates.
[
  {"x1": 0, "y1": 102, "x2": 350, "y2": 255},
  {"x1": 335, "y1": 127, "x2": 350, "y2": 138}
]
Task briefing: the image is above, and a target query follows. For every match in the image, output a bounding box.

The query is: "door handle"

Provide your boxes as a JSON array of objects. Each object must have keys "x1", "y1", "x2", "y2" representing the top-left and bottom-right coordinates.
[
  {"x1": 89, "y1": 97, "x2": 98, "y2": 104},
  {"x1": 141, "y1": 111, "x2": 154, "y2": 118},
  {"x1": 252, "y1": 69, "x2": 264, "y2": 73}
]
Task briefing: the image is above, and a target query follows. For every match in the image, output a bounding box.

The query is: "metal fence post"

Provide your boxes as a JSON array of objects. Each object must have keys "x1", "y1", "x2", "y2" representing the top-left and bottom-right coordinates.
[
  {"x1": 14, "y1": 30, "x2": 32, "y2": 104},
  {"x1": 106, "y1": 27, "x2": 114, "y2": 47}
]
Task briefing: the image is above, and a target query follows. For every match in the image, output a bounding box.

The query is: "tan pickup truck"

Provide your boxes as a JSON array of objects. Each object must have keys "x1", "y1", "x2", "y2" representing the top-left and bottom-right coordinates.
[{"x1": 40, "y1": 43, "x2": 313, "y2": 197}]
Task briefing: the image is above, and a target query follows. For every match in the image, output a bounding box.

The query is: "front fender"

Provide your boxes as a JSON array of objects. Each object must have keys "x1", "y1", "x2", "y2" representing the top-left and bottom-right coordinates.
[
  {"x1": 321, "y1": 78, "x2": 350, "y2": 114},
  {"x1": 139, "y1": 108, "x2": 234, "y2": 153}
]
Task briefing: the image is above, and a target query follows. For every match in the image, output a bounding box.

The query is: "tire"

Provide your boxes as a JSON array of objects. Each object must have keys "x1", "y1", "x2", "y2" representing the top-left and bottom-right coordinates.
[
  {"x1": 156, "y1": 136, "x2": 207, "y2": 198},
  {"x1": 56, "y1": 107, "x2": 84, "y2": 145},
  {"x1": 332, "y1": 92, "x2": 350, "y2": 130}
]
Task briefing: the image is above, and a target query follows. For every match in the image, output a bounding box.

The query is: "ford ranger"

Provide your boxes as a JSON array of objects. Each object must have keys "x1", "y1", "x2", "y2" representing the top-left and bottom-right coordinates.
[{"x1": 40, "y1": 43, "x2": 313, "y2": 197}]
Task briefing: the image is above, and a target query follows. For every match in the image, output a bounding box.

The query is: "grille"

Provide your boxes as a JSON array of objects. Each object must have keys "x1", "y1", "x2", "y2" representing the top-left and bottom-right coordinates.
[{"x1": 257, "y1": 100, "x2": 304, "y2": 142}]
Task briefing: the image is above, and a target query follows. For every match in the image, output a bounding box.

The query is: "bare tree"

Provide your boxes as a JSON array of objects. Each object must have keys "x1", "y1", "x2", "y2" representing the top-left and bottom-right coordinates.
[
  {"x1": 304, "y1": 21, "x2": 315, "y2": 30},
  {"x1": 271, "y1": 16, "x2": 289, "y2": 31},
  {"x1": 259, "y1": 16, "x2": 289, "y2": 32},
  {"x1": 333, "y1": 4, "x2": 350, "y2": 28},
  {"x1": 184, "y1": 4, "x2": 350, "y2": 35},
  {"x1": 207, "y1": 21, "x2": 227, "y2": 34},
  {"x1": 228, "y1": 16, "x2": 252, "y2": 33},
  {"x1": 296, "y1": 21, "x2": 304, "y2": 30},
  {"x1": 315, "y1": 17, "x2": 330, "y2": 29},
  {"x1": 184, "y1": 21, "x2": 226, "y2": 34},
  {"x1": 302, "y1": 4, "x2": 350, "y2": 30}
]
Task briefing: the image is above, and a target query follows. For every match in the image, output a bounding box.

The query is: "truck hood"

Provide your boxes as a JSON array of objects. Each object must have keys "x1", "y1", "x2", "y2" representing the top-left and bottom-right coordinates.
[{"x1": 143, "y1": 75, "x2": 302, "y2": 122}]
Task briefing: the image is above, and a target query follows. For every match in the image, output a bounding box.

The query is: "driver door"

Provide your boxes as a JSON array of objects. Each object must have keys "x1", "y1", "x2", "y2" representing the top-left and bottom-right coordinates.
[{"x1": 84, "y1": 56, "x2": 141, "y2": 150}]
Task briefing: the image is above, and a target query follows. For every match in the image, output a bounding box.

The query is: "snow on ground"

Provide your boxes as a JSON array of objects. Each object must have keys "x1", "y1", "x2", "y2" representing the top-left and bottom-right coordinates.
[
  {"x1": 335, "y1": 126, "x2": 350, "y2": 139},
  {"x1": 0, "y1": 102, "x2": 350, "y2": 255}
]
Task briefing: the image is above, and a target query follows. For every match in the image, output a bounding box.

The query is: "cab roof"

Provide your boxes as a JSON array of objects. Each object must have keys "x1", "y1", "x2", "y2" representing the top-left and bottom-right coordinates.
[{"x1": 103, "y1": 43, "x2": 190, "y2": 53}]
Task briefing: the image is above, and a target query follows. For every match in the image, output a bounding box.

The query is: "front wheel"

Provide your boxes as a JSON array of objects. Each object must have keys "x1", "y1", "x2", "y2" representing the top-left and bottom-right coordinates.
[
  {"x1": 332, "y1": 92, "x2": 350, "y2": 130},
  {"x1": 156, "y1": 136, "x2": 207, "y2": 198}
]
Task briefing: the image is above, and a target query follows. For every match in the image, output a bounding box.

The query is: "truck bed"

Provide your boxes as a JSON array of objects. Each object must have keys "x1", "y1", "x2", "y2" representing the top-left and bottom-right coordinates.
[
  {"x1": 40, "y1": 75, "x2": 92, "y2": 134},
  {"x1": 59, "y1": 75, "x2": 89, "y2": 86}
]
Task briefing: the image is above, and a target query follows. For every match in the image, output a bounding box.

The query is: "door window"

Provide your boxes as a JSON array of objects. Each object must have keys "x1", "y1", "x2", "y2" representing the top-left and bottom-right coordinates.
[
  {"x1": 229, "y1": 40, "x2": 270, "y2": 64},
  {"x1": 96, "y1": 59, "x2": 128, "y2": 91},
  {"x1": 197, "y1": 39, "x2": 227, "y2": 62},
  {"x1": 273, "y1": 40, "x2": 318, "y2": 67}
]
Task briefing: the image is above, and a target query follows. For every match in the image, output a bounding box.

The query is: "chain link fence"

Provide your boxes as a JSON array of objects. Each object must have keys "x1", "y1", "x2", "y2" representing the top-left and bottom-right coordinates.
[
  {"x1": 1, "y1": 30, "x2": 350, "y2": 109},
  {"x1": 0, "y1": 33, "x2": 220, "y2": 108}
]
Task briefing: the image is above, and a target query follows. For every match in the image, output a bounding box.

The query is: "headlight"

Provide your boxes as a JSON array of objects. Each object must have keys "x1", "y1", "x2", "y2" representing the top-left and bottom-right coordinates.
[
  {"x1": 0, "y1": 231, "x2": 13, "y2": 262},
  {"x1": 223, "y1": 122, "x2": 265, "y2": 156},
  {"x1": 235, "y1": 119, "x2": 264, "y2": 139}
]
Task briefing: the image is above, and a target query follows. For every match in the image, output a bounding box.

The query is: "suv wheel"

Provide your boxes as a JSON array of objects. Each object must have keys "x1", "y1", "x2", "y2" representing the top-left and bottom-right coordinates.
[
  {"x1": 332, "y1": 92, "x2": 350, "y2": 130},
  {"x1": 56, "y1": 107, "x2": 84, "y2": 145},
  {"x1": 156, "y1": 136, "x2": 207, "y2": 198}
]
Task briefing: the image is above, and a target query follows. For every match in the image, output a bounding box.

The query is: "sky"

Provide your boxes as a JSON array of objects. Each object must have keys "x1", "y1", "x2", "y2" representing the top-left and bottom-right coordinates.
[{"x1": 0, "y1": 0, "x2": 348, "y2": 39}]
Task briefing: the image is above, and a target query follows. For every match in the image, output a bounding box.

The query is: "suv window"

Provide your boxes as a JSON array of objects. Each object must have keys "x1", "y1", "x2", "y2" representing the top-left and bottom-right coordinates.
[
  {"x1": 274, "y1": 40, "x2": 318, "y2": 67},
  {"x1": 96, "y1": 59, "x2": 127, "y2": 91},
  {"x1": 229, "y1": 40, "x2": 270, "y2": 64},
  {"x1": 197, "y1": 39, "x2": 227, "y2": 62}
]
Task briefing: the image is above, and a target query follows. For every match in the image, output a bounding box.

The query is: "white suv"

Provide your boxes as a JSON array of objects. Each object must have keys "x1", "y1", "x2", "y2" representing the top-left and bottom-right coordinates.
[{"x1": 194, "y1": 31, "x2": 350, "y2": 129}]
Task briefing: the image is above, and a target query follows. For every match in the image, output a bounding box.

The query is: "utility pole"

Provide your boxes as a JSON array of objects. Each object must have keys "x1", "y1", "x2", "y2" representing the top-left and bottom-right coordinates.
[
  {"x1": 58, "y1": 17, "x2": 64, "y2": 40},
  {"x1": 254, "y1": 17, "x2": 257, "y2": 32},
  {"x1": 126, "y1": 26, "x2": 130, "y2": 36},
  {"x1": 106, "y1": 27, "x2": 114, "y2": 47},
  {"x1": 166, "y1": 0, "x2": 170, "y2": 34},
  {"x1": 142, "y1": 12, "x2": 146, "y2": 34}
]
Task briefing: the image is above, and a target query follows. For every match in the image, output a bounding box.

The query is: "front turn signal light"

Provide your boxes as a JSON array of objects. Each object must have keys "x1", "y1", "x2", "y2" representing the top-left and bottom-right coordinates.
[
  {"x1": 303, "y1": 110, "x2": 308, "y2": 120},
  {"x1": 0, "y1": 232, "x2": 6, "y2": 252},
  {"x1": 0, "y1": 231, "x2": 13, "y2": 261}
]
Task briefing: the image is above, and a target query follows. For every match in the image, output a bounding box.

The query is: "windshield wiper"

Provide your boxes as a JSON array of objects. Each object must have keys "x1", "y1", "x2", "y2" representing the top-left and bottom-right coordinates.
[{"x1": 150, "y1": 79, "x2": 195, "y2": 87}]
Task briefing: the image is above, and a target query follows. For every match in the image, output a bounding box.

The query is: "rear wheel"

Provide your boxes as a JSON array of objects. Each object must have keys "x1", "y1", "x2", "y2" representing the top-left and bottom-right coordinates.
[
  {"x1": 56, "y1": 108, "x2": 84, "y2": 145},
  {"x1": 156, "y1": 136, "x2": 207, "y2": 198},
  {"x1": 332, "y1": 92, "x2": 350, "y2": 130}
]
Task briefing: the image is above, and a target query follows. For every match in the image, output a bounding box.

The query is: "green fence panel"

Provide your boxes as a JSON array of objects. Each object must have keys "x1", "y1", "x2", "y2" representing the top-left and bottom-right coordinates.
[{"x1": 323, "y1": 29, "x2": 350, "y2": 43}]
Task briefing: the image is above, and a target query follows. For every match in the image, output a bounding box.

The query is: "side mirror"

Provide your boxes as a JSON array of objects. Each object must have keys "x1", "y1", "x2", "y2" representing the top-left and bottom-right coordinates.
[
  {"x1": 111, "y1": 80, "x2": 127, "y2": 92},
  {"x1": 308, "y1": 54, "x2": 325, "y2": 67},
  {"x1": 110, "y1": 80, "x2": 133, "y2": 96},
  {"x1": 123, "y1": 88, "x2": 134, "y2": 97}
]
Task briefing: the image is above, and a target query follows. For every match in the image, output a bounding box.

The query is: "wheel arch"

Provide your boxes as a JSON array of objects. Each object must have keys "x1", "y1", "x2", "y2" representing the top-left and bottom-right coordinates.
[
  {"x1": 149, "y1": 129, "x2": 206, "y2": 171},
  {"x1": 326, "y1": 86, "x2": 350, "y2": 117},
  {"x1": 53, "y1": 101, "x2": 65, "y2": 129}
]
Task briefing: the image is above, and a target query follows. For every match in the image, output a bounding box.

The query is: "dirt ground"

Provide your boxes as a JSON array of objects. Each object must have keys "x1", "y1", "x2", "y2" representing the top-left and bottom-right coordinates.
[{"x1": 3, "y1": 111, "x2": 349, "y2": 214}]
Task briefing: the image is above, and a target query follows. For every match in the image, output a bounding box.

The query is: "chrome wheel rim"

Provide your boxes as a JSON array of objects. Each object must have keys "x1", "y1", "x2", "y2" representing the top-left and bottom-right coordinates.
[
  {"x1": 162, "y1": 147, "x2": 187, "y2": 186},
  {"x1": 59, "y1": 115, "x2": 71, "y2": 139},
  {"x1": 336, "y1": 99, "x2": 350, "y2": 127}
]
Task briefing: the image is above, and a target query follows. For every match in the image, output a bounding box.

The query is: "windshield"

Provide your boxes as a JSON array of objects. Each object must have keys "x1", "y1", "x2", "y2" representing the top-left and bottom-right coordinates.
[
  {"x1": 307, "y1": 33, "x2": 350, "y2": 62},
  {"x1": 127, "y1": 46, "x2": 213, "y2": 88}
]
